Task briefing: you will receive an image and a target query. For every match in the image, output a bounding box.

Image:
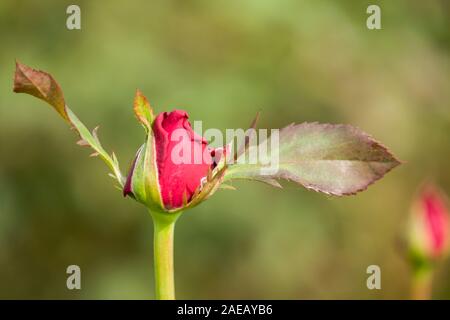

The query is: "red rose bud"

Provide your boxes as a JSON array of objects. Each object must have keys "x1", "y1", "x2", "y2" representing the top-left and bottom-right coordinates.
[
  {"x1": 152, "y1": 110, "x2": 215, "y2": 209},
  {"x1": 123, "y1": 91, "x2": 224, "y2": 211},
  {"x1": 408, "y1": 183, "x2": 450, "y2": 262}
]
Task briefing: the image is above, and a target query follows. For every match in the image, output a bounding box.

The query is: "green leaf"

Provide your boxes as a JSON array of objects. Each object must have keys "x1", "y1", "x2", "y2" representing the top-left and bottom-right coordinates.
[
  {"x1": 224, "y1": 122, "x2": 401, "y2": 196},
  {"x1": 133, "y1": 89, "x2": 155, "y2": 131},
  {"x1": 13, "y1": 61, "x2": 125, "y2": 188},
  {"x1": 13, "y1": 61, "x2": 69, "y2": 122}
]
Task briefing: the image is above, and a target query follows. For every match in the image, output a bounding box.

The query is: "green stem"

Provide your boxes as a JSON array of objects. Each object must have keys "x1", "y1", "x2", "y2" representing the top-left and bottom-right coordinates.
[
  {"x1": 150, "y1": 210, "x2": 181, "y2": 300},
  {"x1": 411, "y1": 265, "x2": 434, "y2": 300}
]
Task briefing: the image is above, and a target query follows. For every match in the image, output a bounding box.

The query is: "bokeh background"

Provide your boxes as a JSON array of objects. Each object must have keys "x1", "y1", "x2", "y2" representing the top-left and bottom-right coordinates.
[{"x1": 0, "y1": 0, "x2": 449, "y2": 299}]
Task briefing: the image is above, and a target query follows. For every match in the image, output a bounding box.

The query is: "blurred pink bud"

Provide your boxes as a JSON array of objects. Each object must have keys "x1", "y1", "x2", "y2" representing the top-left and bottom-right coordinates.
[{"x1": 408, "y1": 183, "x2": 450, "y2": 261}]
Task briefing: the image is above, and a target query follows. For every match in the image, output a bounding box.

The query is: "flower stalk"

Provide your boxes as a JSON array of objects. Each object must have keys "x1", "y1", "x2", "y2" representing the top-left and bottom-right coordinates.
[
  {"x1": 411, "y1": 264, "x2": 434, "y2": 300},
  {"x1": 150, "y1": 210, "x2": 181, "y2": 300}
]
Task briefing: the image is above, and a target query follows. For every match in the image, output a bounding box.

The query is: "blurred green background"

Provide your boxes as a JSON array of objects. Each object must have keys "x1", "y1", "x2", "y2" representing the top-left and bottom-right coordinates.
[{"x1": 0, "y1": 0, "x2": 449, "y2": 299}]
